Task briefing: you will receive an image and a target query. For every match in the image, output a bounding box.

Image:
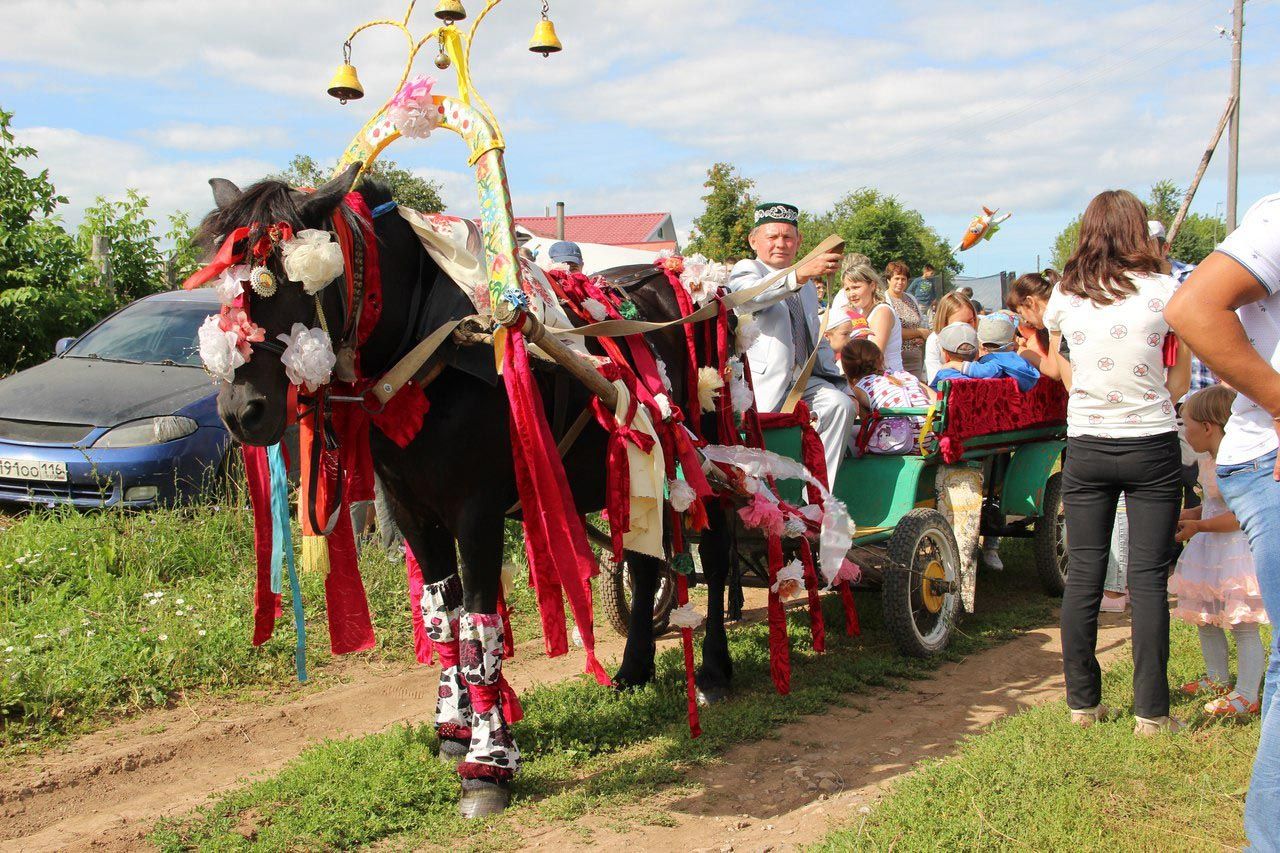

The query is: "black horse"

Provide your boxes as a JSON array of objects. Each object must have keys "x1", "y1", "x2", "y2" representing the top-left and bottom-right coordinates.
[{"x1": 201, "y1": 164, "x2": 738, "y2": 817}]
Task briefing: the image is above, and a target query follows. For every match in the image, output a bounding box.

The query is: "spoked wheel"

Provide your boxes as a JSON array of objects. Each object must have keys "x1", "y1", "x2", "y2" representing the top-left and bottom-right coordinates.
[
  {"x1": 603, "y1": 558, "x2": 677, "y2": 637},
  {"x1": 1033, "y1": 472, "x2": 1068, "y2": 596},
  {"x1": 882, "y1": 508, "x2": 961, "y2": 658}
]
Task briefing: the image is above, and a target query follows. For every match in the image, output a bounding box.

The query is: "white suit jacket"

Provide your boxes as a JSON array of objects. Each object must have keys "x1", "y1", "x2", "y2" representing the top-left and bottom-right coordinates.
[{"x1": 729, "y1": 258, "x2": 841, "y2": 413}]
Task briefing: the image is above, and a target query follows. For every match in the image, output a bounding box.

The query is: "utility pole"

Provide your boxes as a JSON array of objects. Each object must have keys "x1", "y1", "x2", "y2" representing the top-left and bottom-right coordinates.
[{"x1": 1226, "y1": 0, "x2": 1244, "y2": 231}]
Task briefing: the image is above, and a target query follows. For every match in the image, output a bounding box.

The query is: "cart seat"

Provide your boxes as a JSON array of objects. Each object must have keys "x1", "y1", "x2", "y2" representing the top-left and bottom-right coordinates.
[{"x1": 932, "y1": 377, "x2": 1066, "y2": 463}]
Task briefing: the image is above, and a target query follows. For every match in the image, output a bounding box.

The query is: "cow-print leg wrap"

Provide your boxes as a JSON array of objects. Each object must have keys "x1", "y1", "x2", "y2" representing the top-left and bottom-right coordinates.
[
  {"x1": 421, "y1": 576, "x2": 473, "y2": 746},
  {"x1": 457, "y1": 612, "x2": 520, "y2": 781}
]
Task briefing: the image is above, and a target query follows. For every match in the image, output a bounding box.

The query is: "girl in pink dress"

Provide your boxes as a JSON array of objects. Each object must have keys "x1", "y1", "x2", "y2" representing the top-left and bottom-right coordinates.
[
  {"x1": 1171, "y1": 385, "x2": 1269, "y2": 716},
  {"x1": 839, "y1": 337, "x2": 935, "y2": 454}
]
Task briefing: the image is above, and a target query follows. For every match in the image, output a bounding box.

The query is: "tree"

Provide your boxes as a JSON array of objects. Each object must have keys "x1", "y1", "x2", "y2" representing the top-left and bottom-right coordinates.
[
  {"x1": 275, "y1": 154, "x2": 445, "y2": 212},
  {"x1": 1049, "y1": 180, "x2": 1226, "y2": 269},
  {"x1": 1050, "y1": 215, "x2": 1081, "y2": 270},
  {"x1": 799, "y1": 189, "x2": 959, "y2": 277},
  {"x1": 0, "y1": 107, "x2": 108, "y2": 373},
  {"x1": 77, "y1": 190, "x2": 167, "y2": 301},
  {"x1": 685, "y1": 163, "x2": 758, "y2": 262}
]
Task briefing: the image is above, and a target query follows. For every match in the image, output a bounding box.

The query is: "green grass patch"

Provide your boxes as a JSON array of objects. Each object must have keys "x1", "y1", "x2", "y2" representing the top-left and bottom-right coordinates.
[
  {"x1": 151, "y1": 542, "x2": 1058, "y2": 850},
  {"x1": 0, "y1": 503, "x2": 540, "y2": 756},
  {"x1": 815, "y1": 620, "x2": 1267, "y2": 852}
]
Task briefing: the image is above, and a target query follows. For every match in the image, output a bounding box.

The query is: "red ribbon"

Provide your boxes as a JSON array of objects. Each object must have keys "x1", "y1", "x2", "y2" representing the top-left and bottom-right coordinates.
[
  {"x1": 503, "y1": 327, "x2": 611, "y2": 685},
  {"x1": 798, "y1": 537, "x2": 826, "y2": 654},
  {"x1": 675, "y1": 573, "x2": 702, "y2": 738},
  {"x1": 765, "y1": 535, "x2": 792, "y2": 695},
  {"x1": 241, "y1": 444, "x2": 283, "y2": 646},
  {"x1": 405, "y1": 547, "x2": 434, "y2": 666}
]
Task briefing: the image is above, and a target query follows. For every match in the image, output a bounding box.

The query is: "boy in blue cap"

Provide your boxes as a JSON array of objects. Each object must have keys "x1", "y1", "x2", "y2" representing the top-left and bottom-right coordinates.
[{"x1": 931, "y1": 316, "x2": 1041, "y2": 392}]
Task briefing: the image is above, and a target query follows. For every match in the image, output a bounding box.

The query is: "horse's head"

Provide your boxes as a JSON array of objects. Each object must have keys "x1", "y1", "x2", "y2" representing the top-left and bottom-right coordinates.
[{"x1": 197, "y1": 162, "x2": 362, "y2": 446}]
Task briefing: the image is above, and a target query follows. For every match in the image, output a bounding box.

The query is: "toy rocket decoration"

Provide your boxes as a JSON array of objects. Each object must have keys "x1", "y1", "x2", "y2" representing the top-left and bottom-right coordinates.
[{"x1": 956, "y1": 206, "x2": 1012, "y2": 252}]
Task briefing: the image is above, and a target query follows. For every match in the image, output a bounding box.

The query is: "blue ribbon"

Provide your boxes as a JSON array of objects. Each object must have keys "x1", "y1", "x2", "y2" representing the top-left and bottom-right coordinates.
[
  {"x1": 267, "y1": 444, "x2": 307, "y2": 682},
  {"x1": 370, "y1": 201, "x2": 399, "y2": 218}
]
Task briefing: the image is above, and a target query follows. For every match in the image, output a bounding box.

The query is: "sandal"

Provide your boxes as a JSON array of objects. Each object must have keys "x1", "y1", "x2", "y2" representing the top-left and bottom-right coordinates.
[
  {"x1": 1070, "y1": 705, "x2": 1110, "y2": 728},
  {"x1": 1204, "y1": 691, "x2": 1260, "y2": 717},
  {"x1": 1179, "y1": 676, "x2": 1229, "y2": 697},
  {"x1": 1134, "y1": 715, "x2": 1184, "y2": 736}
]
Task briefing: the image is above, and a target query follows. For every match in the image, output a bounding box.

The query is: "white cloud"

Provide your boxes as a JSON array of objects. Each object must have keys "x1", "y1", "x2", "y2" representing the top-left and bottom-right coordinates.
[
  {"x1": 150, "y1": 123, "x2": 290, "y2": 152},
  {"x1": 16, "y1": 126, "x2": 276, "y2": 227}
]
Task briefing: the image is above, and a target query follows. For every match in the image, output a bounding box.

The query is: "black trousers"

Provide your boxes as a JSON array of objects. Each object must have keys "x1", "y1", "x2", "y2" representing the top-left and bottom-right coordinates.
[{"x1": 1061, "y1": 432, "x2": 1182, "y2": 718}]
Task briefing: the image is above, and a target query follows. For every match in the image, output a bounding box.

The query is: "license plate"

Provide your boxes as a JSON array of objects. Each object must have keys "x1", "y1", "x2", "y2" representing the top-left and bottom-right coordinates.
[{"x1": 0, "y1": 458, "x2": 68, "y2": 482}]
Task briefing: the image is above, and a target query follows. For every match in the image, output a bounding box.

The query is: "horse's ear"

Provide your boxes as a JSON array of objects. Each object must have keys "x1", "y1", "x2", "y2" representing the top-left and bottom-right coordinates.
[
  {"x1": 297, "y1": 162, "x2": 362, "y2": 225},
  {"x1": 209, "y1": 178, "x2": 242, "y2": 209}
]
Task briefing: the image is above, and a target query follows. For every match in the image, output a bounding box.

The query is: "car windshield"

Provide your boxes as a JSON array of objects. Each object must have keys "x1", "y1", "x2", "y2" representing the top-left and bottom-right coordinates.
[{"x1": 65, "y1": 299, "x2": 212, "y2": 367}]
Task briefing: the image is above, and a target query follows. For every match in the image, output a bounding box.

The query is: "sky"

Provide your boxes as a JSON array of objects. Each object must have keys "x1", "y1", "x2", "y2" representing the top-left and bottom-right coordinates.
[{"x1": 3, "y1": 0, "x2": 1279, "y2": 277}]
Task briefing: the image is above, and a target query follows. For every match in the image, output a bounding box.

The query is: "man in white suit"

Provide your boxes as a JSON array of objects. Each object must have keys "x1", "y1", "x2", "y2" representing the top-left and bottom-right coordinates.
[{"x1": 730, "y1": 202, "x2": 855, "y2": 488}]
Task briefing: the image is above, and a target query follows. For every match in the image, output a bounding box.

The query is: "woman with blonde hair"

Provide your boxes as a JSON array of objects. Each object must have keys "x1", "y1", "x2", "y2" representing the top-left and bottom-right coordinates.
[
  {"x1": 826, "y1": 255, "x2": 904, "y2": 372},
  {"x1": 923, "y1": 290, "x2": 978, "y2": 383},
  {"x1": 1043, "y1": 188, "x2": 1191, "y2": 735}
]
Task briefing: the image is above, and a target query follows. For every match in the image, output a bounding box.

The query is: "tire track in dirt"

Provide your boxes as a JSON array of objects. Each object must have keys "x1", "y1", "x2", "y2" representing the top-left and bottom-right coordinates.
[
  {"x1": 0, "y1": 620, "x2": 677, "y2": 853},
  {"x1": 518, "y1": 616, "x2": 1134, "y2": 853}
]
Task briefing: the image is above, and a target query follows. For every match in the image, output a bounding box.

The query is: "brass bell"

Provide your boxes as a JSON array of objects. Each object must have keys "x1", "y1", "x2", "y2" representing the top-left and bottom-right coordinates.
[
  {"x1": 326, "y1": 63, "x2": 364, "y2": 104},
  {"x1": 529, "y1": 18, "x2": 562, "y2": 56},
  {"x1": 434, "y1": 0, "x2": 467, "y2": 22}
]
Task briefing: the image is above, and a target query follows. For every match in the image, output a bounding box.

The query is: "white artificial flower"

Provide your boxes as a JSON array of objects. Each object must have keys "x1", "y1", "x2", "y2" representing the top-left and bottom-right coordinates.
[
  {"x1": 198, "y1": 315, "x2": 246, "y2": 383},
  {"x1": 697, "y1": 366, "x2": 724, "y2": 413},
  {"x1": 668, "y1": 478, "x2": 696, "y2": 512},
  {"x1": 582, "y1": 298, "x2": 609, "y2": 321},
  {"x1": 280, "y1": 230, "x2": 345, "y2": 294},
  {"x1": 784, "y1": 515, "x2": 807, "y2": 538},
  {"x1": 669, "y1": 603, "x2": 706, "y2": 630},
  {"x1": 729, "y1": 358, "x2": 753, "y2": 417},
  {"x1": 771, "y1": 559, "x2": 806, "y2": 600},
  {"x1": 653, "y1": 392, "x2": 674, "y2": 421},
  {"x1": 735, "y1": 311, "x2": 762, "y2": 353},
  {"x1": 654, "y1": 356, "x2": 673, "y2": 392},
  {"x1": 215, "y1": 264, "x2": 250, "y2": 305},
  {"x1": 388, "y1": 105, "x2": 440, "y2": 139},
  {"x1": 278, "y1": 323, "x2": 337, "y2": 391},
  {"x1": 679, "y1": 253, "x2": 731, "y2": 305}
]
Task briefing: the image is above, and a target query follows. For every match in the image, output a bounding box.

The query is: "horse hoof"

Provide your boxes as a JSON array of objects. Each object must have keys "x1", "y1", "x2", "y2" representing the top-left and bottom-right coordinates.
[
  {"x1": 437, "y1": 738, "x2": 468, "y2": 766},
  {"x1": 696, "y1": 684, "x2": 730, "y2": 706},
  {"x1": 459, "y1": 778, "x2": 511, "y2": 819},
  {"x1": 611, "y1": 669, "x2": 654, "y2": 691}
]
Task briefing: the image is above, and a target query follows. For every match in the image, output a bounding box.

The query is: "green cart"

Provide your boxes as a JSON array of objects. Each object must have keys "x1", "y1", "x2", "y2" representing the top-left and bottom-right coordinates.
[{"x1": 603, "y1": 380, "x2": 1069, "y2": 659}]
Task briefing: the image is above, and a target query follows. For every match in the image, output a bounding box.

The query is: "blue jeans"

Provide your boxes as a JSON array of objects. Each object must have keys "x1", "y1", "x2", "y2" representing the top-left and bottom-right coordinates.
[{"x1": 1215, "y1": 450, "x2": 1280, "y2": 852}]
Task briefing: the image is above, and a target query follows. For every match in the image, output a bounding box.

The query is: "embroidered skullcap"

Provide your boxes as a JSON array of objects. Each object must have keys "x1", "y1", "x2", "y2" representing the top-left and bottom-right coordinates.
[{"x1": 754, "y1": 202, "x2": 800, "y2": 227}]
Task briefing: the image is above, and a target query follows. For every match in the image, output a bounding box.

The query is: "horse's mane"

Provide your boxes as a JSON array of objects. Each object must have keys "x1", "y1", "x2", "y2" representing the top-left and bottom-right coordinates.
[{"x1": 196, "y1": 177, "x2": 394, "y2": 251}]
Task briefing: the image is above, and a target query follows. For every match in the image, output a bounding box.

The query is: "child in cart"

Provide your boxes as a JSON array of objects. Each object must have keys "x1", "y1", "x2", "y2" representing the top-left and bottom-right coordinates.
[
  {"x1": 839, "y1": 337, "x2": 935, "y2": 455},
  {"x1": 931, "y1": 317, "x2": 1041, "y2": 392}
]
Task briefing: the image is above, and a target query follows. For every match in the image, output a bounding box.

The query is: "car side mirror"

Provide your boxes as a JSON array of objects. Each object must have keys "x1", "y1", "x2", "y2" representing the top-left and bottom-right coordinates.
[{"x1": 55, "y1": 337, "x2": 75, "y2": 356}]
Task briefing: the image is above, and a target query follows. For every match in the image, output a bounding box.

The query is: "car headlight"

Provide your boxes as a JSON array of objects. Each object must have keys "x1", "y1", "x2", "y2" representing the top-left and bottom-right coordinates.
[{"x1": 93, "y1": 416, "x2": 199, "y2": 448}]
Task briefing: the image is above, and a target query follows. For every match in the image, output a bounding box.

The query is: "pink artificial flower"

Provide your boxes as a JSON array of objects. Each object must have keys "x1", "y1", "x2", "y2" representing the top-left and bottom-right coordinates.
[
  {"x1": 738, "y1": 491, "x2": 786, "y2": 538},
  {"x1": 218, "y1": 306, "x2": 266, "y2": 358},
  {"x1": 836, "y1": 559, "x2": 862, "y2": 585},
  {"x1": 390, "y1": 75, "x2": 436, "y2": 109}
]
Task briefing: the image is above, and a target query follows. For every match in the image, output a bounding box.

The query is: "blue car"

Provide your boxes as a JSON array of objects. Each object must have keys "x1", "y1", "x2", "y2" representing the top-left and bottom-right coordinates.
[{"x1": 0, "y1": 289, "x2": 234, "y2": 508}]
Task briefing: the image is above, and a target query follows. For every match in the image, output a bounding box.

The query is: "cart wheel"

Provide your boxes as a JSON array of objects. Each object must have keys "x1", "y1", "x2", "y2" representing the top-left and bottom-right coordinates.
[
  {"x1": 883, "y1": 508, "x2": 961, "y2": 658},
  {"x1": 1033, "y1": 472, "x2": 1068, "y2": 596},
  {"x1": 602, "y1": 558, "x2": 676, "y2": 638}
]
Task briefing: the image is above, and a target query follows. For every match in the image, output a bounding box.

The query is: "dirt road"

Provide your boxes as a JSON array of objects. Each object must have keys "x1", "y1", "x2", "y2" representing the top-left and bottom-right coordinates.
[
  {"x1": 0, "y1": 603, "x2": 1134, "y2": 852},
  {"x1": 519, "y1": 618, "x2": 1134, "y2": 852}
]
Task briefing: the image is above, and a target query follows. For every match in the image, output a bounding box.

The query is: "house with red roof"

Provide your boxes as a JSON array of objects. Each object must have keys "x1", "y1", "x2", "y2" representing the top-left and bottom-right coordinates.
[{"x1": 513, "y1": 212, "x2": 679, "y2": 253}]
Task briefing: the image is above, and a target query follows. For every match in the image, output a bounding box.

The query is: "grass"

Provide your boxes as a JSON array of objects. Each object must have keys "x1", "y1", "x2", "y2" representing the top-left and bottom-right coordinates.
[
  {"x1": 814, "y1": 620, "x2": 1268, "y2": 852},
  {"x1": 0, "y1": 500, "x2": 540, "y2": 757},
  {"x1": 149, "y1": 541, "x2": 1059, "y2": 851}
]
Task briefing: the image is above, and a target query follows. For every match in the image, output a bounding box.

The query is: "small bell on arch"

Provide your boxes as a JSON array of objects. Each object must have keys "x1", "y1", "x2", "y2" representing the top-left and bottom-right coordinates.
[
  {"x1": 529, "y1": 1, "x2": 562, "y2": 57},
  {"x1": 327, "y1": 43, "x2": 364, "y2": 104},
  {"x1": 433, "y1": 0, "x2": 467, "y2": 22}
]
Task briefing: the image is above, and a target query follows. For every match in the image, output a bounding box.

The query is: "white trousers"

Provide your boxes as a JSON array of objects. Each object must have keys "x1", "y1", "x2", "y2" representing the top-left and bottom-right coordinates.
[{"x1": 803, "y1": 376, "x2": 859, "y2": 491}]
